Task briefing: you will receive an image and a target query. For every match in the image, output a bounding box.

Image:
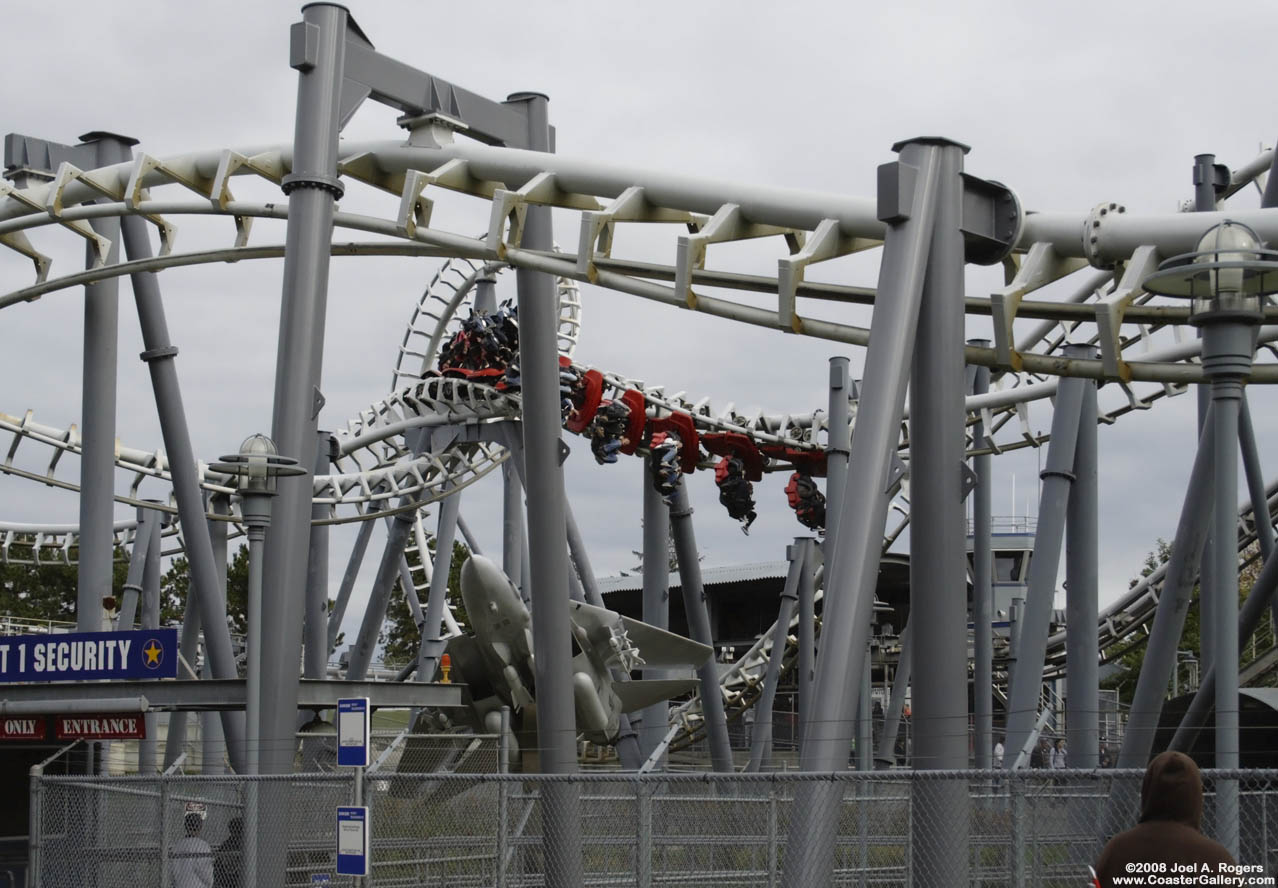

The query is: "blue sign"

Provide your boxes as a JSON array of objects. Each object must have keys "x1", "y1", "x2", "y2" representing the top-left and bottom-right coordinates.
[
  {"x1": 0, "y1": 628, "x2": 179, "y2": 683},
  {"x1": 337, "y1": 697, "x2": 370, "y2": 767},
  {"x1": 335, "y1": 806, "x2": 369, "y2": 876}
]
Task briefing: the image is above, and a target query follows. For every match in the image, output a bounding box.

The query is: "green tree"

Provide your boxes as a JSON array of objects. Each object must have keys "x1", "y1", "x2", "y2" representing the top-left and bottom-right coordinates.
[
  {"x1": 159, "y1": 544, "x2": 249, "y2": 632},
  {"x1": 1102, "y1": 538, "x2": 1261, "y2": 705},
  {"x1": 381, "y1": 540, "x2": 470, "y2": 668},
  {"x1": 0, "y1": 545, "x2": 128, "y2": 624}
]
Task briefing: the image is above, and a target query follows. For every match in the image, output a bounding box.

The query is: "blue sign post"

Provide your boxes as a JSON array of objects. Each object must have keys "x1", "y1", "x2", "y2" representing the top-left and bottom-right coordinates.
[
  {"x1": 336, "y1": 697, "x2": 370, "y2": 768},
  {"x1": 335, "y1": 806, "x2": 369, "y2": 877},
  {"x1": 0, "y1": 628, "x2": 179, "y2": 682}
]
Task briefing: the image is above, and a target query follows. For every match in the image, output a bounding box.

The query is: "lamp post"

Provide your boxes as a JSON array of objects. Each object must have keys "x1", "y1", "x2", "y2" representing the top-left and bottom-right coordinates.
[
  {"x1": 210, "y1": 435, "x2": 303, "y2": 888},
  {"x1": 1142, "y1": 221, "x2": 1278, "y2": 855},
  {"x1": 210, "y1": 434, "x2": 305, "y2": 775}
]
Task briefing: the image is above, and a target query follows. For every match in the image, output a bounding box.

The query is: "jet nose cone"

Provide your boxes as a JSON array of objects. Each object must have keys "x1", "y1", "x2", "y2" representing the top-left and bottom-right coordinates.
[{"x1": 460, "y1": 554, "x2": 503, "y2": 591}]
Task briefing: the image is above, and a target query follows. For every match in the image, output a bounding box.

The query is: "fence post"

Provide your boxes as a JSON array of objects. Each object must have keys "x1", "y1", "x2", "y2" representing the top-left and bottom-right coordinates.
[
  {"x1": 637, "y1": 780, "x2": 652, "y2": 888},
  {"x1": 904, "y1": 776, "x2": 913, "y2": 887},
  {"x1": 767, "y1": 783, "x2": 778, "y2": 888},
  {"x1": 1010, "y1": 776, "x2": 1024, "y2": 887},
  {"x1": 159, "y1": 777, "x2": 171, "y2": 888},
  {"x1": 497, "y1": 708, "x2": 510, "y2": 887},
  {"x1": 27, "y1": 768, "x2": 42, "y2": 888}
]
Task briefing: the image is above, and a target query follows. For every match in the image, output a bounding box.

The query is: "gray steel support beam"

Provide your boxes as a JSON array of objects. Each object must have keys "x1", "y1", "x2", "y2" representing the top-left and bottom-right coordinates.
[
  {"x1": 1170, "y1": 546, "x2": 1278, "y2": 753},
  {"x1": 416, "y1": 490, "x2": 460, "y2": 680},
  {"x1": 1204, "y1": 320, "x2": 1254, "y2": 858},
  {"x1": 825, "y1": 357, "x2": 852, "y2": 554},
  {"x1": 475, "y1": 272, "x2": 498, "y2": 314},
  {"x1": 259, "y1": 2, "x2": 350, "y2": 781},
  {"x1": 203, "y1": 494, "x2": 230, "y2": 774},
  {"x1": 507, "y1": 90, "x2": 582, "y2": 888},
  {"x1": 116, "y1": 507, "x2": 152, "y2": 631},
  {"x1": 327, "y1": 512, "x2": 375, "y2": 655},
  {"x1": 1197, "y1": 157, "x2": 1217, "y2": 676},
  {"x1": 120, "y1": 202, "x2": 244, "y2": 772},
  {"x1": 1117, "y1": 414, "x2": 1215, "y2": 768},
  {"x1": 138, "y1": 509, "x2": 162, "y2": 773},
  {"x1": 856, "y1": 645, "x2": 872, "y2": 771},
  {"x1": 796, "y1": 538, "x2": 816, "y2": 749},
  {"x1": 76, "y1": 134, "x2": 131, "y2": 634},
  {"x1": 906, "y1": 139, "x2": 969, "y2": 886},
  {"x1": 875, "y1": 621, "x2": 912, "y2": 768},
  {"x1": 346, "y1": 511, "x2": 414, "y2": 681},
  {"x1": 785, "y1": 138, "x2": 945, "y2": 888},
  {"x1": 502, "y1": 462, "x2": 525, "y2": 601},
  {"x1": 398, "y1": 556, "x2": 425, "y2": 628},
  {"x1": 304, "y1": 432, "x2": 333, "y2": 682},
  {"x1": 639, "y1": 458, "x2": 671, "y2": 763},
  {"x1": 1003, "y1": 369, "x2": 1086, "y2": 765},
  {"x1": 456, "y1": 514, "x2": 483, "y2": 556},
  {"x1": 969, "y1": 342, "x2": 994, "y2": 769},
  {"x1": 564, "y1": 501, "x2": 642, "y2": 769},
  {"x1": 746, "y1": 542, "x2": 805, "y2": 772},
  {"x1": 1065, "y1": 345, "x2": 1100, "y2": 768},
  {"x1": 667, "y1": 480, "x2": 734, "y2": 773},
  {"x1": 1238, "y1": 396, "x2": 1278, "y2": 632}
]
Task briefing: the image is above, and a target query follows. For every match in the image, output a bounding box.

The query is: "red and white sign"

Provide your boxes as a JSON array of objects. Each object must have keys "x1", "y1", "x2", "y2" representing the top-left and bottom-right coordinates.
[
  {"x1": 55, "y1": 714, "x2": 145, "y2": 740},
  {"x1": 0, "y1": 717, "x2": 46, "y2": 740}
]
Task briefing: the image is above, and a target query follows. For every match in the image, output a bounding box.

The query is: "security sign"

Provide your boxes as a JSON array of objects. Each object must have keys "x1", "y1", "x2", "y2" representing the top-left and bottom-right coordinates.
[
  {"x1": 0, "y1": 628, "x2": 179, "y2": 683},
  {"x1": 336, "y1": 697, "x2": 370, "y2": 768},
  {"x1": 335, "y1": 806, "x2": 369, "y2": 876}
]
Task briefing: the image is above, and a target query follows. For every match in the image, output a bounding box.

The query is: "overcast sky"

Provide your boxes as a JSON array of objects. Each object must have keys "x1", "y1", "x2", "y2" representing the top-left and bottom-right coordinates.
[{"x1": 2, "y1": 0, "x2": 1278, "y2": 649}]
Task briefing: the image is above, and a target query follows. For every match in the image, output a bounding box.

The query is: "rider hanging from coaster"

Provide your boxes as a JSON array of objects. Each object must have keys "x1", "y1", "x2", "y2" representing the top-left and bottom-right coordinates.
[
  {"x1": 559, "y1": 364, "x2": 587, "y2": 424},
  {"x1": 649, "y1": 432, "x2": 682, "y2": 505},
  {"x1": 785, "y1": 471, "x2": 826, "y2": 532},
  {"x1": 715, "y1": 456, "x2": 757, "y2": 534},
  {"x1": 586, "y1": 400, "x2": 632, "y2": 465}
]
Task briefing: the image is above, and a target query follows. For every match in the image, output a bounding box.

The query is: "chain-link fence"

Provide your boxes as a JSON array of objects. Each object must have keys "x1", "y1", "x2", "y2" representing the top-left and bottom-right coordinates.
[{"x1": 30, "y1": 768, "x2": 1278, "y2": 887}]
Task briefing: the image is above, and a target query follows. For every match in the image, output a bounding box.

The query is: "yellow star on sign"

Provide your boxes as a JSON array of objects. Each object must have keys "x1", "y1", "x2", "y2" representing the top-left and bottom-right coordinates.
[{"x1": 143, "y1": 640, "x2": 163, "y2": 667}]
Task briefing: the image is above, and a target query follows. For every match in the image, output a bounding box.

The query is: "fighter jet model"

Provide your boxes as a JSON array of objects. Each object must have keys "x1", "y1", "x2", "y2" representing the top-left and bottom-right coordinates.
[{"x1": 442, "y1": 555, "x2": 712, "y2": 752}]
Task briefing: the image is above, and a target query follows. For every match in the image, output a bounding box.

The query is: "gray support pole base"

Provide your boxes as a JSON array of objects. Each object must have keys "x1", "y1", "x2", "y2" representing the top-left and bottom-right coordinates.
[
  {"x1": 875, "y1": 621, "x2": 912, "y2": 769},
  {"x1": 502, "y1": 462, "x2": 524, "y2": 594},
  {"x1": 969, "y1": 342, "x2": 994, "y2": 770},
  {"x1": 507, "y1": 89, "x2": 583, "y2": 888},
  {"x1": 1003, "y1": 371, "x2": 1086, "y2": 764},
  {"x1": 746, "y1": 542, "x2": 805, "y2": 772},
  {"x1": 667, "y1": 481, "x2": 735, "y2": 773},
  {"x1": 638, "y1": 459, "x2": 671, "y2": 764},
  {"x1": 1065, "y1": 347, "x2": 1100, "y2": 768},
  {"x1": 784, "y1": 138, "x2": 945, "y2": 888}
]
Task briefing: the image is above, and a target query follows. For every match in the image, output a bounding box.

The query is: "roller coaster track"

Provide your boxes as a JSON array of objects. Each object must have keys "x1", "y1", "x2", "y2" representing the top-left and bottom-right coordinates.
[{"x1": 3, "y1": 135, "x2": 1278, "y2": 755}]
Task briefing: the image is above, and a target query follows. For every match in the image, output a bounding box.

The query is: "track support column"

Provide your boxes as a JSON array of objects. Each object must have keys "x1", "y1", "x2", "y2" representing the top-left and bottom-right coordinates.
[
  {"x1": 639, "y1": 457, "x2": 671, "y2": 764},
  {"x1": 969, "y1": 341, "x2": 994, "y2": 769},
  {"x1": 507, "y1": 89, "x2": 583, "y2": 887},
  {"x1": 784, "y1": 137, "x2": 946, "y2": 887},
  {"x1": 1066, "y1": 345, "x2": 1099, "y2": 768}
]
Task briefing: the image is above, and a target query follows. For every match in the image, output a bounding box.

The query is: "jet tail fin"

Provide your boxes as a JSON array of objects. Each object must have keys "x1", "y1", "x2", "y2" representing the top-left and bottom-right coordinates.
[
  {"x1": 618, "y1": 616, "x2": 713, "y2": 669},
  {"x1": 613, "y1": 678, "x2": 700, "y2": 714}
]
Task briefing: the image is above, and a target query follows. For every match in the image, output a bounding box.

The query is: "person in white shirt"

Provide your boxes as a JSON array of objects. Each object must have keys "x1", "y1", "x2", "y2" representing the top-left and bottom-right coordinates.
[
  {"x1": 172, "y1": 812, "x2": 214, "y2": 888},
  {"x1": 993, "y1": 738, "x2": 1004, "y2": 769},
  {"x1": 1051, "y1": 738, "x2": 1067, "y2": 770}
]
